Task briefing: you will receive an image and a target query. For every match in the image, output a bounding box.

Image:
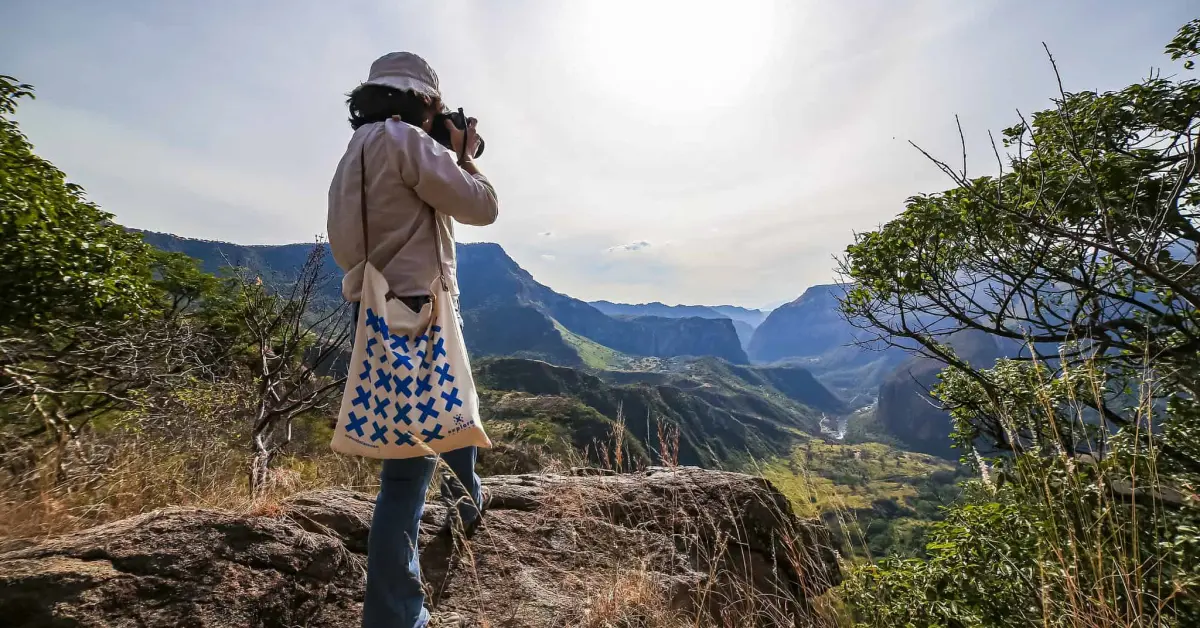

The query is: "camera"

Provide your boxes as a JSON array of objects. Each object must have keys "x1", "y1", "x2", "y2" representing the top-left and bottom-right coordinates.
[{"x1": 429, "y1": 107, "x2": 485, "y2": 158}]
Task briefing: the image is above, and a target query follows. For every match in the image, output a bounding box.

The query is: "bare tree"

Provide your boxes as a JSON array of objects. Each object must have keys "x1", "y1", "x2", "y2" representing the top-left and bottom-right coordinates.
[
  {"x1": 232, "y1": 242, "x2": 350, "y2": 490},
  {"x1": 0, "y1": 318, "x2": 210, "y2": 484}
]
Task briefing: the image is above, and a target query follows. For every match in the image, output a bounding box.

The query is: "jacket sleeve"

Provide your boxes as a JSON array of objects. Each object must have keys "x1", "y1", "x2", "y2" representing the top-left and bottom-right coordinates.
[{"x1": 387, "y1": 120, "x2": 499, "y2": 226}]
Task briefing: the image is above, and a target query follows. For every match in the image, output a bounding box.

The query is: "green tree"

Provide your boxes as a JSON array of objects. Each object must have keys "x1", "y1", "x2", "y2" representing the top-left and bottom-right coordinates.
[
  {"x1": 0, "y1": 76, "x2": 157, "y2": 330},
  {"x1": 0, "y1": 78, "x2": 212, "y2": 482},
  {"x1": 838, "y1": 19, "x2": 1200, "y2": 626},
  {"x1": 839, "y1": 21, "x2": 1200, "y2": 474}
]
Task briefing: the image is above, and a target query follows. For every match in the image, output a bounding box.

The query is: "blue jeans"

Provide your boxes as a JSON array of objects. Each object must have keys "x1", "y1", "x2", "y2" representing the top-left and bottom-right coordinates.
[
  {"x1": 362, "y1": 449, "x2": 482, "y2": 628},
  {"x1": 352, "y1": 302, "x2": 482, "y2": 627}
]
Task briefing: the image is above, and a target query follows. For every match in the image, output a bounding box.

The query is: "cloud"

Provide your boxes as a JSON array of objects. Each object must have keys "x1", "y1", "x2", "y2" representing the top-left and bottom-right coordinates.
[
  {"x1": 3, "y1": 0, "x2": 1187, "y2": 306},
  {"x1": 605, "y1": 241, "x2": 652, "y2": 253}
]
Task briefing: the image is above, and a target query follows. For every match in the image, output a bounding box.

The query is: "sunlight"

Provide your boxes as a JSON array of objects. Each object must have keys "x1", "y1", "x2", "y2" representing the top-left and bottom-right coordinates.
[{"x1": 566, "y1": 0, "x2": 780, "y2": 117}]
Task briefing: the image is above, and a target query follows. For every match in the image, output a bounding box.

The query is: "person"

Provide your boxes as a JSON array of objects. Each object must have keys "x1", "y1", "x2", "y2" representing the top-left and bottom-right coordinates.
[{"x1": 327, "y1": 51, "x2": 499, "y2": 628}]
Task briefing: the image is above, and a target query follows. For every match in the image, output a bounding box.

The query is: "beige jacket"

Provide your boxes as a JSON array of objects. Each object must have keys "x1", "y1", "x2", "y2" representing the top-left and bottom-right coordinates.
[{"x1": 327, "y1": 118, "x2": 498, "y2": 301}]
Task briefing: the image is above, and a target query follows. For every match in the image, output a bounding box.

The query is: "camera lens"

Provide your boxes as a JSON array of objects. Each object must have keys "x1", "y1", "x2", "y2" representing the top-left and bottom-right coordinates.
[{"x1": 430, "y1": 110, "x2": 484, "y2": 158}]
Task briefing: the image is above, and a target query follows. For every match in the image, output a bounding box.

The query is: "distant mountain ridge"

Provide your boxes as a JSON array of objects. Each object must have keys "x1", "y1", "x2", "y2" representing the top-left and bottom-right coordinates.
[
  {"x1": 748, "y1": 284, "x2": 908, "y2": 402},
  {"x1": 139, "y1": 231, "x2": 320, "y2": 282},
  {"x1": 589, "y1": 301, "x2": 726, "y2": 320},
  {"x1": 141, "y1": 232, "x2": 748, "y2": 366},
  {"x1": 588, "y1": 301, "x2": 766, "y2": 350},
  {"x1": 589, "y1": 301, "x2": 767, "y2": 326}
]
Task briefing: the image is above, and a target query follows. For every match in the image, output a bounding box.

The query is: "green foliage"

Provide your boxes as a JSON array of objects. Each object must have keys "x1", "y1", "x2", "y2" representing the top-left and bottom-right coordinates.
[
  {"x1": 839, "y1": 18, "x2": 1200, "y2": 472},
  {"x1": 1167, "y1": 18, "x2": 1200, "y2": 69},
  {"x1": 150, "y1": 250, "x2": 221, "y2": 319},
  {"x1": 844, "y1": 454, "x2": 1200, "y2": 627},
  {"x1": 839, "y1": 20, "x2": 1200, "y2": 626},
  {"x1": 0, "y1": 77, "x2": 159, "y2": 330}
]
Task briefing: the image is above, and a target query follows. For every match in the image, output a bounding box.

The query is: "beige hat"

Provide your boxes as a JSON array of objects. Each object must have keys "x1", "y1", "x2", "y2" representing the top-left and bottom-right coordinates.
[{"x1": 362, "y1": 52, "x2": 441, "y2": 100}]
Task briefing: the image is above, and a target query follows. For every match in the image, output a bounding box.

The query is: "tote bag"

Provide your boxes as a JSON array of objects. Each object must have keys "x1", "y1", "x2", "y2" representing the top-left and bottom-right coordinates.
[{"x1": 331, "y1": 146, "x2": 491, "y2": 458}]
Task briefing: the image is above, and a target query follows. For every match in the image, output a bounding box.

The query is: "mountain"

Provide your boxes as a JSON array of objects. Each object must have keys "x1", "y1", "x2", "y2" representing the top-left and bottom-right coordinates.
[
  {"x1": 747, "y1": 284, "x2": 908, "y2": 401},
  {"x1": 729, "y1": 320, "x2": 755, "y2": 351},
  {"x1": 141, "y1": 232, "x2": 748, "y2": 366},
  {"x1": 748, "y1": 284, "x2": 851, "y2": 362},
  {"x1": 874, "y1": 330, "x2": 1021, "y2": 459},
  {"x1": 475, "y1": 356, "x2": 837, "y2": 468},
  {"x1": 710, "y1": 305, "x2": 768, "y2": 328},
  {"x1": 589, "y1": 300, "x2": 726, "y2": 320},
  {"x1": 459, "y1": 244, "x2": 748, "y2": 364},
  {"x1": 587, "y1": 301, "x2": 765, "y2": 350},
  {"x1": 139, "y1": 231, "x2": 321, "y2": 282}
]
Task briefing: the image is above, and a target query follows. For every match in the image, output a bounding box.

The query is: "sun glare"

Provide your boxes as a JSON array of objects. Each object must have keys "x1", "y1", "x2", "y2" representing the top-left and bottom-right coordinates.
[{"x1": 567, "y1": 0, "x2": 780, "y2": 117}]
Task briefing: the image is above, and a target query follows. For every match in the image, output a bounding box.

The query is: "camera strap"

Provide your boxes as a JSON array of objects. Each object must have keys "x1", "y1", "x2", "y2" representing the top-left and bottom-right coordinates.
[{"x1": 456, "y1": 107, "x2": 467, "y2": 164}]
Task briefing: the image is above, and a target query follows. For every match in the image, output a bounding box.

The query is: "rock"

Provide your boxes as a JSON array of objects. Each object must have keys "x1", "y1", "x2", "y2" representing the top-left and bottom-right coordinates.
[{"x1": 0, "y1": 468, "x2": 840, "y2": 627}]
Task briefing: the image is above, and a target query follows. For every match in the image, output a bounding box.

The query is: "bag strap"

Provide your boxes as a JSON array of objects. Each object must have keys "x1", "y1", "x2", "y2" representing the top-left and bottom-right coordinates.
[{"x1": 360, "y1": 144, "x2": 370, "y2": 252}]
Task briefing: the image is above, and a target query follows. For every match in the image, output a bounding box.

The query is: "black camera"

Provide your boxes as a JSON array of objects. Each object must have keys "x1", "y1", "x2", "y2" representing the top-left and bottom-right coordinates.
[{"x1": 429, "y1": 107, "x2": 485, "y2": 158}]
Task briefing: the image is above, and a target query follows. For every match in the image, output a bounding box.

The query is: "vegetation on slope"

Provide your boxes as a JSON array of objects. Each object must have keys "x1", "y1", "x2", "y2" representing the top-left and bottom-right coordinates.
[
  {"x1": 552, "y1": 319, "x2": 627, "y2": 370},
  {"x1": 758, "y1": 439, "x2": 963, "y2": 559},
  {"x1": 837, "y1": 19, "x2": 1200, "y2": 626},
  {"x1": 474, "y1": 357, "x2": 826, "y2": 469}
]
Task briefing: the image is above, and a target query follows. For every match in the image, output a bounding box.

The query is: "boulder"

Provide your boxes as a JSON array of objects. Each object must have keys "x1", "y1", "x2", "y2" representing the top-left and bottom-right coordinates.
[{"x1": 0, "y1": 467, "x2": 839, "y2": 627}]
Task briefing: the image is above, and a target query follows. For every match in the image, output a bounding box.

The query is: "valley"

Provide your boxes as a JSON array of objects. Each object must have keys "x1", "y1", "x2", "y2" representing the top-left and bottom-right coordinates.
[{"x1": 140, "y1": 231, "x2": 983, "y2": 557}]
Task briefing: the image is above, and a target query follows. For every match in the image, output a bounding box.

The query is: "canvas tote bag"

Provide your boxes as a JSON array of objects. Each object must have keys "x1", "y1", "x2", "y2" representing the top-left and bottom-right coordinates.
[{"x1": 331, "y1": 146, "x2": 491, "y2": 458}]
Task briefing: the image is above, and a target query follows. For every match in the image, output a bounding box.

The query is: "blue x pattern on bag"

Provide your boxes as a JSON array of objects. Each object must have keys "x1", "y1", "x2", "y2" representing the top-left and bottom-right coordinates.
[{"x1": 344, "y1": 308, "x2": 464, "y2": 445}]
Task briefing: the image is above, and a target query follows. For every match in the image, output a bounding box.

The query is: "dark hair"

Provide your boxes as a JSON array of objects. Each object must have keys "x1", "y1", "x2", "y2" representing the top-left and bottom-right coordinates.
[{"x1": 346, "y1": 84, "x2": 440, "y2": 130}]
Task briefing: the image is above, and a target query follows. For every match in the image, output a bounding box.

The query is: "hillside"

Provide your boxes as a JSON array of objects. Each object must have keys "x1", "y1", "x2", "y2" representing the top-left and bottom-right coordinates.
[{"x1": 474, "y1": 357, "x2": 834, "y2": 468}]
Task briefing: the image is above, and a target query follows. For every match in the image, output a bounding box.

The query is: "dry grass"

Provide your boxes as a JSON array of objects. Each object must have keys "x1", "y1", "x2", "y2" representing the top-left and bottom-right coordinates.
[
  {"x1": 0, "y1": 433, "x2": 379, "y2": 540},
  {"x1": 3, "y1": 401, "x2": 853, "y2": 627},
  {"x1": 577, "y1": 568, "x2": 681, "y2": 628}
]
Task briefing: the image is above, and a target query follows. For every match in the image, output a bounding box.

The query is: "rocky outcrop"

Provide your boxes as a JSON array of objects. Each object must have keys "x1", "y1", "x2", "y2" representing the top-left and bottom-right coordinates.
[{"x1": 0, "y1": 468, "x2": 839, "y2": 627}]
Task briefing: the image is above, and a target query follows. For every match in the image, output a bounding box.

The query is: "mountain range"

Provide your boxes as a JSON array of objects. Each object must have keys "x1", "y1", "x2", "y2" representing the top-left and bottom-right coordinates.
[
  {"x1": 747, "y1": 284, "x2": 910, "y2": 403},
  {"x1": 588, "y1": 301, "x2": 765, "y2": 348},
  {"x1": 143, "y1": 233, "x2": 749, "y2": 367},
  {"x1": 143, "y1": 232, "x2": 1009, "y2": 460}
]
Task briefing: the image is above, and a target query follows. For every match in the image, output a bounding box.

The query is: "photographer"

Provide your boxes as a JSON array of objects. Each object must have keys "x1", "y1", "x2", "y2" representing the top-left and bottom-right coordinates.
[{"x1": 327, "y1": 51, "x2": 497, "y2": 628}]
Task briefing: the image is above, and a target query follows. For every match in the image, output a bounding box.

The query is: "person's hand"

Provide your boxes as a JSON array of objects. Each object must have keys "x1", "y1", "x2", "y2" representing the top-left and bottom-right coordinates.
[{"x1": 446, "y1": 117, "x2": 481, "y2": 162}]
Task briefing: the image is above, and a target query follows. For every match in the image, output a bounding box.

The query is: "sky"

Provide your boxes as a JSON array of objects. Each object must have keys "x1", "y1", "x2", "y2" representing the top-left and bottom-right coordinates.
[{"x1": 1, "y1": 1, "x2": 1196, "y2": 309}]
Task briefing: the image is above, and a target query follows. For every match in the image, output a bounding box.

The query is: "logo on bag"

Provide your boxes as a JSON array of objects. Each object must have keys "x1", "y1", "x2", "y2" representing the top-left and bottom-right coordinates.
[{"x1": 447, "y1": 411, "x2": 477, "y2": 435}]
